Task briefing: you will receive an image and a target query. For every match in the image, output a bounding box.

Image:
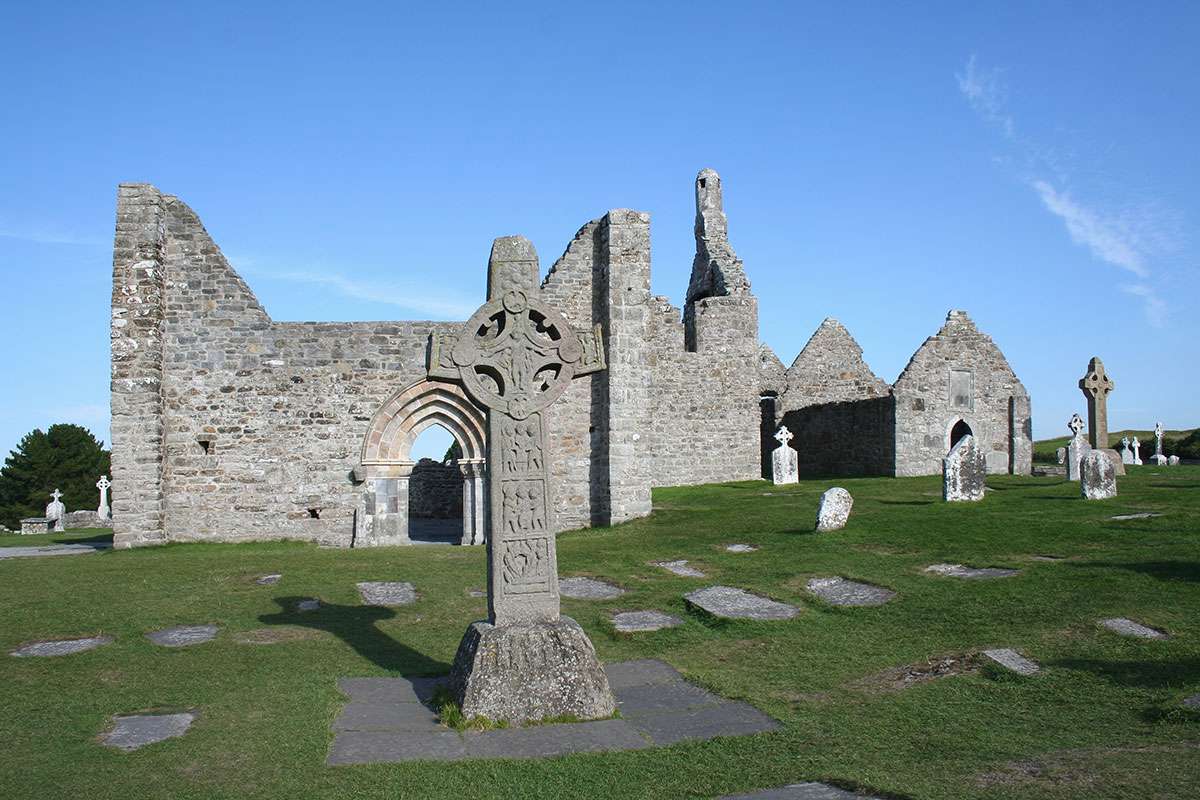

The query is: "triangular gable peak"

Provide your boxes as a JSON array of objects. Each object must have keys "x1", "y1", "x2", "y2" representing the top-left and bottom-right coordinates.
[
  {"x1": 893, "y1": 310, "x2": 1025, "y2": 394},
  {"x1": 759, "y1": 343, "x2": 787, "y2": 395},
  {"x1": 783, "y1": 318, "x2": 890, "y2": 407}
]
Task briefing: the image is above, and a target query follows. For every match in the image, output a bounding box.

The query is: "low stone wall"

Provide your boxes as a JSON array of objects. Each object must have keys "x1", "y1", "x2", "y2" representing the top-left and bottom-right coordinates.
[
  {"x1": 64, "y1": 510, "x2": 114, "y2": 530},
  {"x1": 408, "y1": 460, "x2": 463, "y2": 519}
]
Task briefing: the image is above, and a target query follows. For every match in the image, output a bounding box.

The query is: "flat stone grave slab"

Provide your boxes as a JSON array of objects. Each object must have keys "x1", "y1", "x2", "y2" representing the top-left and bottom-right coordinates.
[
  {"x1": 1110, "y1": 512, "x2": 1162, "y2": 521},
  {"x1": 806, "y1": 577, "x2": 895, "y2": 607},
  {"x1": 652, "y1": 559, "x2": 705, "y2": 577},
  {"x1": 725, "y1": 544, "x2": 758, "y2": 553},
  {"x1": 559, "y1": 577, "x2": 624, "y2": 600},
  {"x1": 982, "y1": 648, "x2": 1040, "y2": 676},
  {"x1": 255, "y1": 573, "x2": 282, "y2": 585},
  {"x1": 685, "y1": 586, "x2": 800, "y2": 620},
  {"x1": 296, "y1": 599, "x2": 321, "y2": 612},
  {"x1": 11, "y1": 636, "x2": 114, "y2": 657},
  {"x1": 1100, "y1": 618, "x2": 1168, "y2": 639},
  {"x1": 612, "y1": 611, "x2": 684, "y2": 633},
  {"x1": 1183, "y1": 694, "x2": 1200, "y2": 710},
  {"x1": 0, "y1": 542, "x2": 111, "y2": 559},
  {"x1": 357, "y1": 581, "x2": 417, "y2": 606},
  {"x1": 146, "y1": 625, "x2": 219, "y2": 647},
  {"x1": 721, "y1": 782, "x2": 883, "y2": 799},
  {"x1": 101, "y1": 712, "x2": 196, "y2": 751},
  {"x1": 465, "y1": 587, "x2": 485, "y2": 598},
  {"x1": 924, "y1": 563, "x2": 1020, "y2": 579},
  {"x1": 327, "y1": 659, "x2": 778, "y2": 764}
]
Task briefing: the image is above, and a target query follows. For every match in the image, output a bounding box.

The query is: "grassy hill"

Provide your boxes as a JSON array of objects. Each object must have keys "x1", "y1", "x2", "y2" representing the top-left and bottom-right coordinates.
[{"x1": 1034, "y1": 427, "x2": 1197, "y2": 462}]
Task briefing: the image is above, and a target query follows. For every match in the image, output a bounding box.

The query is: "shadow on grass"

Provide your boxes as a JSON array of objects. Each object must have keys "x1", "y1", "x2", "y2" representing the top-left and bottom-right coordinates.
[
  {"x1": 1149, "y1": 483, "x2": 1200, "y2": 489},
  {"x1": 1068, "y1": 561, "x2": 1200, "y2": 583},
  {"x1": 260, "y1": 597, "x2": 449, "y2": 674},
  {"x1": 1048, "y1": 657, "x2": 1200, "y2": 689}
]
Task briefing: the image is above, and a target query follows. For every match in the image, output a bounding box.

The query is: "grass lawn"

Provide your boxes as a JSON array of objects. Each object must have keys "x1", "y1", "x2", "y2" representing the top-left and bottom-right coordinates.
[{"x1": 1, "y1": 467, "x2": 1198, "y2": 800}]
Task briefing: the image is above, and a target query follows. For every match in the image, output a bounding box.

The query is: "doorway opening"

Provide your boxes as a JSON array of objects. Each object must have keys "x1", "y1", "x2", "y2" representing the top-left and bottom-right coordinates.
[{"x1": 407, "y1": 424, "x2": 463, "y2": 544}]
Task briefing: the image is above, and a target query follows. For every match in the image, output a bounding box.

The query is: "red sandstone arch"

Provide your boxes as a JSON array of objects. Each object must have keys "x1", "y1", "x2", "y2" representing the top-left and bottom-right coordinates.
[{"x1": 360, "y1": 380, "x2": 487, "y2": 466}]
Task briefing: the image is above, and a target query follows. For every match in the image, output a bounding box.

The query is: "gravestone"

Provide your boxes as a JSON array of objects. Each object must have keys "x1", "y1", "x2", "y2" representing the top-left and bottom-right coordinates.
[
  {"x1": 1151, "y1": 422, "x2": 1168, "y2": 465},
  {"x1": 982, "y1": 648, "x2": 1040, "y2": 676},
  {"x1": 943, "y1": 434, "x2": 986, "y2": 502},
  {"x1": 684, "y1": 586, "x2": 800, "y2": 620},
  {"x1": 725, "y1": 544, "x2": 758, "y2": 553},
  {"x1": 146, "y1": 625, "x2": 219, "y2": 647},
  {"x1": 45, "y1": 489, "x2": 65, "y2": 533},
  {"x1": 1055, "y1": 447, "x2": 1066, "y2": 465},
  {"x1": 815, "y1": 487, "x2": 853, "y2": 532},
  {"x1": 102, "y1": 712, "x2": 195, "y2": 751},
  {"x1": 96, "y1": 475, "x2": 112, "y2": 519},
  {"x1": 1169, "y1": 455, "x2": 1180, "y2": 466},
  {"x1": 1120, "y1": 436, "x2": 1133, "y2": 465},
  {"x1": 770, "y1": 426, "x2": 798, "y2": 485},
  {"x1": 1130, "y1": 437, "x2": 1142, "y2": 465},
  {"x1": 356, "y1": 581, "x2": 417, "y2": 606},
  {"x1": 612, "y1": 611, "x2": 683, "y2": 633},
  {"x1": 1065, "y1": 414, "x2": 1090, "y2": 481},
  {"x1": 1080, "y1": 450, "x2": 1117, "y2": 500},
  {"x1": 1100, "y1": 617, "x2": 1167, "y2": 639},
  {"x1": 806, "y1": 577, "x2": 895, "y2": 607},
  {"x1": 428, "y1": 236, "x2": 614, "y2": 725},
  {"x1": 652, "y1": 560, "x2": 705, "y2": 578},
  {"x1": 559, "y1": 577, "x2": 625, "y2": 599},
  {"x1": 1079, "y1": 356, "x2": 1114, "y2": 449},
  {"x1": 10, "y1": 636, "x2": 114, "y2": 657},
  {"x1": 924, "y1": 563, "x2": 1019, "y2": 579}
]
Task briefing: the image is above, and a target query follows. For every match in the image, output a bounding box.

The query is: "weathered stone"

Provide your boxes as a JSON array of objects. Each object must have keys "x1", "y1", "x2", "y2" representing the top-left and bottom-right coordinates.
[
  {"x1": 612, "y1": 611, "x2": 684, "y2": 632},
  {"x1": 1056, "y1": 446, "x2": 1067, "y2": 465},
  {"x1": 943, "y1": 434, "x2": 986, "y2": 502},
  {"x1": 0, "y1": 542, "x2": 110, "y2": 559},
  {"x1": 685, "y1": 586, "x2": 800, "y2": 620},
  {"x1": 1066, "y1": 414, "x2": 1091, "y2": 482},
  {"x1": 982, "y1": 648, "x2": 1039, "y2": 676},
  {"x1": 101, "y1": 712, "x2": 195, "y2": 751},
  {"x1": 1168, "y1": 455, "x2": 1181, "y2": 466},
  {"x1": 1079, "y1": 356, "x2": 1114, "y2": 449},
  {"x1": 448, "y1": 617, "x2": 615, "y2": 725},
  {"x1": 44, "y1": 489, "x2": 65, "y2": 533},
  {"x1": 1081, "y1": 450, "x2": 1117, "y2": 500},
  {"x1": 725, "y1": 544, "x2": 758, "y2": 553},
  {"x1": 806, "y1": 577, "x2": 895, "y2": 607},
  {"x1": 1130, "y1": 436, "x2": 1143, "y2": 465},
  {"x1": 651, "y1": 560, "x2": 705, "y2": 577},
  {"x1": 63, "y1": 509, "x2": 112, "y2": 530},
  {"x1": 1120, "y1": 436, "x2": 1134, "y2": 464},
  {"x1": 255, "y1": 573, "x2": 282, "y2": 585},
  {"x1": 19, "y1": 517, "x2": 53, "y2": 535},
  {"x1": 815, "y1": 487, "x2": 853, "y2": 531},
  {"x1": 11, "y1": 636, "x2": 114, "y2": 657},
  {"x1": 559, "y1": 577, "x2": 625, "y2": 600},
  {"x1": 145, "y1": 625, "x2": 219, "y2": 647},
  {"x1": 1110, "y1": 512, "x2": 1161, "y2": 520},
  {"x1": 296, "y1": 599, "x2": 320, "y2": 612},
  {"x1": 1100, "y1": 618, "x2": 1167, "y2": 639},
  {"x1": 356, "y1": 581, "x2": 417, "y2": 606},
  {"x1": 924, "y1": 563, "x2": 1019, "y2": 579},
  {"x1": 721, "y1": 783, "x2": 884, "y2": 800},
  {"x1": 1183, "y1": 694, "x2": 1200, "y2": 710},
  {"x1": 1150, "y1": 422, "x2": 1168, "y2": 465},
  {"x1": 96, "y1": 475, "x2": 112, "y2": 520},
  {"x1": 771, "y1": 426, "x2": 798, "y2": 485}
]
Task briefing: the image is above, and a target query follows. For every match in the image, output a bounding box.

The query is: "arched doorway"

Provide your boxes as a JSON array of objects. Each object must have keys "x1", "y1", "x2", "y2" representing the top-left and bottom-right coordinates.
[
  {"x1": 407, "y1": 424, "x2": 464, "y2": 544},
  {"x1": 949, "y1": 419, "x2": 972, "y2": 450},
  {"x1": 355, "y1": 380, "x2": 487, "y2": 547}
]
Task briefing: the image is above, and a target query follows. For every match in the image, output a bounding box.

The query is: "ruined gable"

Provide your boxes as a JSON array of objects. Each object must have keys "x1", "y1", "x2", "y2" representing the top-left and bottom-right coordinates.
[{"x1": 779, "y1": 318, "x2": 890, "y2": 414}]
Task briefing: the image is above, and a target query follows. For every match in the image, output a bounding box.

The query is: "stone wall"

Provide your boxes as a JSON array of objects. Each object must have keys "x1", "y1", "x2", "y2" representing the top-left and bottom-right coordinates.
[
  {"x1": 408, "y1": 460, "x2": 464, "y2": 518},
  {"x1": 780, "y1": 396, "x2": 896, "y2": 476}
]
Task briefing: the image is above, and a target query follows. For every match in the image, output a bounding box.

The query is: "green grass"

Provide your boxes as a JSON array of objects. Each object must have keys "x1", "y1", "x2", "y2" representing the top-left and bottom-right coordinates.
[
  {"x1": 1034, "y1": 428, "x2": 1196, "y2": 462},
  {"x1": 1, "y1": 469, "x2": 1198, "y2": 799}
]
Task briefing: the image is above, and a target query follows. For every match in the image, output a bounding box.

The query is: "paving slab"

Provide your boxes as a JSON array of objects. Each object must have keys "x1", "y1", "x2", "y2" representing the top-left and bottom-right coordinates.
[
  {"x1": 612, "y1": 610, "x2": 684, "y2": 633},
  {"x1": 721, "y1": 782, "x2": 882, "y2": 799},
  {"x1": 685, "y1": 586, "x2": 800, "y2": 620},
  {"x1": 328, "y1": 730, "x2": 468, "y2": 764},
  {"x1": 651, "y1": 559, "x2": 706, "y2": 577},
  {"x1": 1110, "y1": 512, "x2": 1162, "y2": 521},
  {"x1": 1100, "y1": 618, "x2": 1168, "y2": 639},
  {"x1": 615, "y1": 679, "x2": 722, "y2": 717},
  {"x1": 146, "y1": 625, "x2": 219, "y2": 648},
  {"x1": 805, "y1": 577, "x2": 895, "y2": 607},
  {"x1": 334, "y1": 701, "x2": 439, "y2": 732},
  {"x1": 603, "y1": 658, "x2": 686, "y2": 690},
  {"x1": 982, "y1": 648, "x2": 1040, "y2": 676},
  {"x1": 1183, "y1": 694, "x2": 1200, "y2": 710},
  {"x1": 296, "y1": 599, "x2": 320, "y2": 612},
  {"x1": 101, "y1": 712, "x2": 195, "y2": 751},
  {"x1": 466, "y1": 587, "x2": 485, "y2": 598},
  {"x1": 465, "y1": 718, "x2": 650, "y2": 759},
  {"x1": 559, "y1": 576, "x2": 624, "y2": 599},
  {"x1": 626, "y1": 700, "x2": 779, "y2": 746},
  {"x1": 255, "y1": 573, "x2": 282, "y2": 585},
  {"x1": 10, "y1": 636, "x2": 113, "y2": 657},
  {"x1": 725, "y1": 544, "x2": 758, "y2": 553},
  {"x1": 356, "y1": 581, "x2": 417, "y2": 606},
  {"x1": 0, "y1": 542, "x2": 111, "y2": 559},
  {"x1": 924, "y1": 563, "x2": 1020, "y2": 579}
]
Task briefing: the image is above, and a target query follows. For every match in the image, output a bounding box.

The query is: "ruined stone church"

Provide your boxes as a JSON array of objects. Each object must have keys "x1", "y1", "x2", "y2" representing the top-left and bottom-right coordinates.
[{"x1": 109, "y1": 169, "x2": 1031, "y2": 550}]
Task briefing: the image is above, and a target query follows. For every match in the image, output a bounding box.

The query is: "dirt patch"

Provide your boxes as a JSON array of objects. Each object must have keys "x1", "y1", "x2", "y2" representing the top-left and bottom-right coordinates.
[
  {"x1": 976, "y1": 742, "x2": 1200, "y2": 790},
  {"x1": 850, "y1": 653, "x2": 979, "y2": 693},
  {"x1": 233, "y1": 626, "x2": 328, "y2": 645}
]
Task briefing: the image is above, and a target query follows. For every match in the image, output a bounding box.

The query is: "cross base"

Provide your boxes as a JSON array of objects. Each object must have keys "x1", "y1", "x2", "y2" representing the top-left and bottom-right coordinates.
[{"x1": 449, "y1": 617, "x2": 615, "y2": 725}]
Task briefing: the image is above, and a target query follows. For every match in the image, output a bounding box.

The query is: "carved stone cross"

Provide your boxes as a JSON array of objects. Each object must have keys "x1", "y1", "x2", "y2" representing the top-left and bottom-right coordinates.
[
  {"x1": 1078, "y1": 357, "x2": 1114, "y2": 449},
  {"x1": 1068, "y1": 413, "x2": 1085, "y2": 438},
  {"x1": 50, "y1": 489, "x2": 62, "y2": 503},
  {"x1": 430, "y1": 236, "x2": 605, "y2": 626},
  {"x1": 774, "y1": 425, "x2": 793, "y2": 448},
  {"x1": 1154, "y1": 422, "x2": 1164, "y2": 456},
  {"x1": 96, "y1": 475, "x2": 112, "y2": 519}
]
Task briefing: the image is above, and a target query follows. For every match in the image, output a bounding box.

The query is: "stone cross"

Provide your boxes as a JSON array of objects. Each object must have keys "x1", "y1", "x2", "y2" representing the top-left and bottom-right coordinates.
[
  {"x1": 1131, "y1": 436, "x2": 1142, "y2": 465},
  {"x1": 96, "y1": 475, "x2": 112, "y2": 519},
  {"x1": 771, "y1": 425, "x2": 798, "y2": 485},
  {"x1": 50, "y1": 489, "x2": 62, "y2": 504},
  {"x1": 1078, "y1": 357, "x2": 1114, "y2": 449},
  {"x1": 1066, "y1": 414, "x2": 1090, "y2": 482},
  {"x1": 45, "y1": 489, "x2": 65, "y2": 533},
  {"x1": 1120, "y1": 436, "x2": 1133, "y2": 465},
  {"x1": 773, "y1": 426, "x2": 793, "y2": 448},
  {"x1": 429, "y1": 236, "x2": 605, "y2": 626},
  {"x1": 1068, "y1": 413, "x2": 1085, "y2": 437},
  {"x1": 1154, "y1": 422, "x2": 1164, "y2": 456}
]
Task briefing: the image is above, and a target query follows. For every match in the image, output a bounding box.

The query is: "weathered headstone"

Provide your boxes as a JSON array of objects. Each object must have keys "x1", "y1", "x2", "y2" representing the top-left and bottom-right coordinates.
[
  {"x1": 1119, "y1": 436, "x2": 1133, "y2": 465},
  {"x1": 725, "y1": 544, "x2": 758, "y2": 553},
  {"x1": 924, "y1": 563, "x2": 1020, "y2": 579},
  {"x1": 1168, "y1": 455, "x2": 1180, "y2": 466},
  {"x1": 96, "y1": 475, "x2": 112, "y2": 519},
  {"x1": 815, "y1": 487, "x2": 853, "y2": 531},
  {"x1": 1079, "y1": 356, "x2": 1114, "y2": 449},
  {"x1": 943, "y1": 434, "x2": 986, "y2": 502},
  {"x1": 10, "y1": 636, "x2": 114, "y2": 657},
  {"x1": 1065, "y1": 414, "x2": 1090, "y2": 481},
  {"x1": 771, "y1": 426, "x2": 798, "y2": 485},
  {"x1": 1080, "y1": 450, "x2": 1117, "y2": 500},
  {"x1": 428, "y1": 236, "x2": 614, "y2": 725},
  {"x1": 1151, "y1": 422, "x2": 1168, "y2": 465},
  {"x1": 1130, "y1": 436, "x2": 1142, "y2": 465},
  {"x1": 1055, "y1": 447, "x2": 1066, "y2": 465},
  {"x1": 45, "y1": 489, "x2": 65, "y2": 533}
]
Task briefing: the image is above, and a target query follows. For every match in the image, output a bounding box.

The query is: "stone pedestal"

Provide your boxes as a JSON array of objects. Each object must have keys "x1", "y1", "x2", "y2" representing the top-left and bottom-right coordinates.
[{"x1": 450, "y1": 617, "x2": 615, "y2": 725}]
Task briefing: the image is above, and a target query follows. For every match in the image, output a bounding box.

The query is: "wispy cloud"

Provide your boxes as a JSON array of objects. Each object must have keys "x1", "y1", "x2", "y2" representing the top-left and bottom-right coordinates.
[
  {"x1": 252, "y1": 267, "x2": 477, "y2": 320},
  {"x1": 957, "y1": 54, "x2": 1177, "y2": 328}
]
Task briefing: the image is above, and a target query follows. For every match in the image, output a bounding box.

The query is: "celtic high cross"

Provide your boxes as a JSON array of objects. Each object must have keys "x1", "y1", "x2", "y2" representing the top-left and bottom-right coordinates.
[
  {"x1": 1078, "y1": 356, "x2": 1114, "y2": 449},
  {"x1": 430, "y1": 236, "x2": 605, "y2": 626},
  {"x1": 774, "y1": 425, "x2": 793, "y2": 448}
]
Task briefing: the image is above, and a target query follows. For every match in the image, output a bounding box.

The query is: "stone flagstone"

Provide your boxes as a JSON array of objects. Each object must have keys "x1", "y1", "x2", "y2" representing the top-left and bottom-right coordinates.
[
  {"x1": 982, "y1": 648, "x2": 1040, "y2": 676},
  {"x1": 101, "y1": 712, "x2": 196, "y2": 751},
  {"x1": 560, "y1": 576, "x2": 625, "y2": 599},
  {"x1": 1110, "y1": 512, "x2": 1161, "y2": 521},
  {"x1": 1100, "y1": 618, "x2": 1168, "y2": 639},
  {"x1": 255, "y1": 573, "x2": 282, "y2": 585},
  {"x1": 651, "y1": 559, "x2": 705, "y2": 578},
  {"x1": 146, "y1": 625, "x2": 219, "y2": 647},
  {"x1": 924, "y1": 563, "x2": 1020, "y2": 579},
  {"x1": 1081, "y1": 450, "x2": 1117, "y2": 500},
  {"x1": 0, "y1": 542, "x2": 111, "y2": 559},
  {"x1": 720, "y1": 783, "x2": 884, "y2": 800},
  {"x1": 806, "y1": 577, "x2": 895, "y2": 607},
  {"x1": 685, "y1": 585, "x2": 800, "y2": 620},
  {"x1": 357, "y1": 581, "x2": 417, "y2": 606},
  {"x1": 612, "y1": 611, "x2": 684, "y2": 633},
  {"x1": 1183, "y1": 694, "x2": 1200, "y2": 710},
  {"x1": 815, "y1": 488, "x2": 853, "y2": 532},
  {"x1": 725, "y1": 544, "x2": 758, "y2": 553},
  {"x1": 11, "y1": 636, "x2": 114, "y2": 657},
  {"x1": 296, "y1": 599, "x2": 320, "y2": 612}
]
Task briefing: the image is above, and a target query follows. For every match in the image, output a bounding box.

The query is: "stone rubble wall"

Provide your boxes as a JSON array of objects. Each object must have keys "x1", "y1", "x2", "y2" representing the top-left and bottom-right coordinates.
[
  {"x1": 780, "y1": 396, "x2": 896, "y2": 476},
  {"x1": 407, "y1": 460, "x2": 464, "y2": 519}
]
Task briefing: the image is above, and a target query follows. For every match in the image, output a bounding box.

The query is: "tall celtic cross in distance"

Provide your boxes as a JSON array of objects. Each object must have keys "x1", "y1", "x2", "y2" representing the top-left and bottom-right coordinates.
[
  {"x1": 1078, "y1": 356, "x2": 1114, "y2": 449},
  {"x1": 430, "y1": 236, "x2": 605, "y2": 626}
]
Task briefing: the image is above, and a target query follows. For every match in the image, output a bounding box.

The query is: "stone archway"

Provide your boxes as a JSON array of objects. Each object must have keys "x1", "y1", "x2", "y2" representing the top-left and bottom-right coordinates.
[{"x1": 355, "y1": 380, "x2": 487, "y2": 546}]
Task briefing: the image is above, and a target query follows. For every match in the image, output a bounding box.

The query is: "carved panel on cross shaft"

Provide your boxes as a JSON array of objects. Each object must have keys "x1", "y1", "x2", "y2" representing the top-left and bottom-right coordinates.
[
  {"x1": 502, "y1": 479, "x2": 546, "y2": 535},
  {"x1": 502, "y1": 417, "x2": 543, "y2": 477},
  {"x1": 500, "y1": 535, "x2": 551, "y2": 594}
]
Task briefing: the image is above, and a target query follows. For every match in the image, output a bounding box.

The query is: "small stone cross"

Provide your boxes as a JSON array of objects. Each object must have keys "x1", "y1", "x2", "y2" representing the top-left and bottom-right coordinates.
[
  {"x1": 774, "y1": 426, "x2": 793, "y2": 448},
  {"x1": 96, "y1": 475, "x2": 112, "y2": 519},
  {"x1": 1068, "y1": 413, "x2": 1085, "y2": 438},
  {"x1": 1154, "y1": 422, "x2": 1164, "y2": 456},
  {"x1": 50, "y1": 489, "x2": 62, "y2": 503},
  {"x1": 1078, "y1": 357, "x2": 1114, "y2": 449}
]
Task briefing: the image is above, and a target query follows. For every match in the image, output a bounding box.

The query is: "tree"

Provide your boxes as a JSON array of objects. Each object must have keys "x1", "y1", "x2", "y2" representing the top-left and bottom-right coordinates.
[{"x1": 0, "y1": 424, "x2": 111, "y2": 529}]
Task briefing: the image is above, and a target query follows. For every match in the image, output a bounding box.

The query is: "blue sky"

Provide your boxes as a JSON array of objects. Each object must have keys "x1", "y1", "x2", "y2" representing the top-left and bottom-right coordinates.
[{"x1": 2, "y1": 2, "x2": 1197, "y2": 464}]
